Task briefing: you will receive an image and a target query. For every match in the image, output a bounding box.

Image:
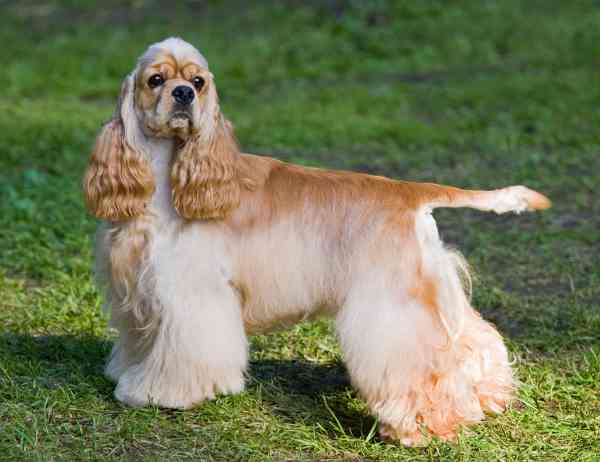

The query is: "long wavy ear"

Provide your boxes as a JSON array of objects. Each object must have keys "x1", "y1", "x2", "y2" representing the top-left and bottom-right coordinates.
[
  {"x1": 171, "y1": 75, "x2": 241, "y2": 220},
  {"x1": 83, "y1": 74, "x2": 154, "y2": 221}
]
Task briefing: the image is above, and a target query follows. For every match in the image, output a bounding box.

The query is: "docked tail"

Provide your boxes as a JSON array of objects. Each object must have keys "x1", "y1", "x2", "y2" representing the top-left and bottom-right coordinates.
[{"x1": 416, "y1": 183, "x2": 551, "y2": 214}]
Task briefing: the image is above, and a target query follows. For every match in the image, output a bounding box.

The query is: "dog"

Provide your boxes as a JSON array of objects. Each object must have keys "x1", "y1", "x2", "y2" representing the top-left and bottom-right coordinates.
[{"x1": 83, "y1": 37, "x2": 550, "y2": 446}]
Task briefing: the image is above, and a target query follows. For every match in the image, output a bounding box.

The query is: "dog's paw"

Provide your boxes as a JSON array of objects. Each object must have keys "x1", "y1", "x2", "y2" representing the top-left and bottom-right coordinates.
[
  {"x1": 379, "y1": 422, "x2": 429, "y2": 447},
  {"x1": 114, "y1": 365, "x2": 245, "y2": 409}
]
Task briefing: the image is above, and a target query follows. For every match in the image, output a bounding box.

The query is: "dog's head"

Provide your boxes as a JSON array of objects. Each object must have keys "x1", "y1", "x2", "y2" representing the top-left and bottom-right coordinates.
[
  {"x1": 83, "y1": 38, "x2": 241, "y2": 222},
  {"x1": 135, "y1": 38, "x2": 215, "y2": 141}
]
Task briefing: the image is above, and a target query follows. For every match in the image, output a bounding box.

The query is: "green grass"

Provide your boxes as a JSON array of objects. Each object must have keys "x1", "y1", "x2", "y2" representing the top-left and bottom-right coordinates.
[{"x1": 1, "y1": 1, "x2": 599, "y2": 460}]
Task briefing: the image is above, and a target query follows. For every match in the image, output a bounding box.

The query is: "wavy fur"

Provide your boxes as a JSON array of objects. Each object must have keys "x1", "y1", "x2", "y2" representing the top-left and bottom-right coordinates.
[
  {"x1": 171, "y1": 115, "x2": 241, "y2": 220},
  {"x1": 83, "y1": 76, "x2": 154, "y2": 220}
]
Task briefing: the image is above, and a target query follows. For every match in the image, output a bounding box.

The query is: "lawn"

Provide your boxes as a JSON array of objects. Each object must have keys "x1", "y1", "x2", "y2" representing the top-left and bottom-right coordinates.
[{"x1": 0, "y1": 1, "x2": 599, "y2": 460}]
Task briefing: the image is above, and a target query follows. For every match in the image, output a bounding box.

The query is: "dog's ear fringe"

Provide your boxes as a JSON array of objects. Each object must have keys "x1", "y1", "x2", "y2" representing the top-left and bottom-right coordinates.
[
  {"x1": 83, "y1": 119, "x2": 155, "y2": 220},
  {"x1": 171, "y1": 117, "x2": 242, "y2": 220},
  {"x1": 83, "y1": 74, "x2": 155, "y2": 221}
]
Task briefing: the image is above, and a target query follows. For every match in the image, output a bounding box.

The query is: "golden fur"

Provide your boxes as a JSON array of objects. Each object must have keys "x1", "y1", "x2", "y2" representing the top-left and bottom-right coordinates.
[
  {"x1": 83, "y1": 94, "x2": 155, "y2": 220},
  {"x1": 171, "y1": 118, "x2": 245, "y2": 220},
  {"x1": 84, "y1": 37, "x2": 550, "y2": 446}
]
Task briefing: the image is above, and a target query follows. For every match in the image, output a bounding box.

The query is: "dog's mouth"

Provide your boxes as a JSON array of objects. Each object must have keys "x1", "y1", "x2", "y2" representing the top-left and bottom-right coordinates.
[{"x1": 168, "y1": 111, "x2": 192, "y2": 130}]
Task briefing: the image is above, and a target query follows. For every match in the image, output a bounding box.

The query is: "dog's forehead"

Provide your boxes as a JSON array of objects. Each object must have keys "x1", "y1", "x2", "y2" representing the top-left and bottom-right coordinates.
[{"x1": 139, "y1": 37, "x2": 208, "y2": 70}]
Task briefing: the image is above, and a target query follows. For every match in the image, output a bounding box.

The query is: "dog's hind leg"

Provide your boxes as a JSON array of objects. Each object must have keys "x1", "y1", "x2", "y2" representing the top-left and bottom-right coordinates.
[
  {"x1": 336, "y1": 214, "x2": 513, "y2": 446},
  {"x1": 336, "y1": 277, "x2": 513, "y2": 445}
]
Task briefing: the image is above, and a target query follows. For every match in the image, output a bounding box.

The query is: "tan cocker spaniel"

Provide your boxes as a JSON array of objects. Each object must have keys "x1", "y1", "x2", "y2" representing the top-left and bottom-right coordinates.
[{"x1": 83, "y1": 38, "x2": 550, "y2": 446}]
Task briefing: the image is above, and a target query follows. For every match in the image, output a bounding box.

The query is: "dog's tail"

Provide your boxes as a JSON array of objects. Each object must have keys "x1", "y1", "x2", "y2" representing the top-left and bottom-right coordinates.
[
  {"x1": 406, "y1": 182, "x2": 549, "y2": 343},
  {"x1": 410, "y1": 183, "x2": 551, "y2": 214}
]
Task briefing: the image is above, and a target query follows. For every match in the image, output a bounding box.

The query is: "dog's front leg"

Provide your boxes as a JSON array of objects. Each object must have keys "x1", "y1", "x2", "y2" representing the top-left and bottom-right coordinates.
[{"x1": 112, "y1": 261, "x2": 248, "y2": 409}]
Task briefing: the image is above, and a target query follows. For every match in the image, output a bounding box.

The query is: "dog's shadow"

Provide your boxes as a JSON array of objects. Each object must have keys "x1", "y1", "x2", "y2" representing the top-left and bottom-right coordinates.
[
  {"x1": 0, "y1": 333, "x2": 114, "y2": 398},
  {"x1": 1, "y1": 333, "x2": 374, "y2": 438},
  {"x1": 249, "y1": 359, "x2": 376, "y2": 438}
]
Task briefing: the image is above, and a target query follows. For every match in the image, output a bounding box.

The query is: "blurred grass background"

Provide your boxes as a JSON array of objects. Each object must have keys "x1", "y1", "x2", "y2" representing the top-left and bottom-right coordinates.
[{"x1": 0, "y1": 1, "x2": 599, "y2": 460}]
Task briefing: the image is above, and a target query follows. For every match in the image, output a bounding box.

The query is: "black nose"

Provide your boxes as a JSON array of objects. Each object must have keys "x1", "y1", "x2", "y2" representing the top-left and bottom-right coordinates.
[{"x1": 172, "y1": 86, "x2": 195, "y2": 105}]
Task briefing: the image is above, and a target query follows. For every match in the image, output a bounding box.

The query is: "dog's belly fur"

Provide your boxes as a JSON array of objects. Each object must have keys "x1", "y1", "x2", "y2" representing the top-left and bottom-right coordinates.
[
  {"x1": 230, "y1": 206, "x2": 403, "y2": 333},
  {"x1": 233, "y1": 223, "x2": 347, "y2": 334}
]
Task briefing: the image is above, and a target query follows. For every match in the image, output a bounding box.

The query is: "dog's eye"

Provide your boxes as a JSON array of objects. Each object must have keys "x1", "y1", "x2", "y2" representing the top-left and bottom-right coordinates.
[
  {"x1": 192, "y1": 76, "x2": 205, "y2": 90},
  {"x1": 148, "y1": 74, "x2": 165, "y2": 88}
]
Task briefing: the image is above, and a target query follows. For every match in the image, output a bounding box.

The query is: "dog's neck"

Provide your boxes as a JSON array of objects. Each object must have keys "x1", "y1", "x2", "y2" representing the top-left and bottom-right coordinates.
[{"x1": 142, "y1": 135, "x2": 178, "y2": 221}]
